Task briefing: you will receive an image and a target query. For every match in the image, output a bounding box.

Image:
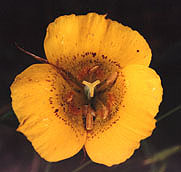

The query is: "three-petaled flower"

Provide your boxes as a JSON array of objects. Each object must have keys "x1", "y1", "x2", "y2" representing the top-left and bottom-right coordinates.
[{"x1": 10, "y1": 13, "x2": 163, "y2": 166}]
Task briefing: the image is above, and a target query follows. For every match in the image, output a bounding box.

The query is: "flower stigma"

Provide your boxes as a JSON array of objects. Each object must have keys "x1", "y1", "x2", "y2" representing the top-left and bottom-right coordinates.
[{"x1": 82, "y1": 80, "x2": 100, "y2": 99}]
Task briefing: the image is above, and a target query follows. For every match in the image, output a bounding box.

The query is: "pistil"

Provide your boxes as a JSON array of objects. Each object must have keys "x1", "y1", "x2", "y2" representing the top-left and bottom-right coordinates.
[{"x1": 82, "y1": 80, "x2": 100, "y2": 99}]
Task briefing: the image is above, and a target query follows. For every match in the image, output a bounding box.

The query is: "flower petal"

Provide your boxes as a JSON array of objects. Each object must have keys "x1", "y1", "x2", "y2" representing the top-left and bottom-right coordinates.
[
  {"x1": 85, "y1": 65, "x2": 163, "y2": 166},
  {"x1": 10, "y1": 64, "x2": 86, "y2": 162},
  {"x1": 44, "y1": 13, "x2": 151, "y2": 74}
]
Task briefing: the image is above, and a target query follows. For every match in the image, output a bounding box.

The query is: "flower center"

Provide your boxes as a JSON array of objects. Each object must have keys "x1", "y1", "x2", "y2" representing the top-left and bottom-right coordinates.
[{"x1": 62, "y1": 64, "x2": 119, "y2": 131}]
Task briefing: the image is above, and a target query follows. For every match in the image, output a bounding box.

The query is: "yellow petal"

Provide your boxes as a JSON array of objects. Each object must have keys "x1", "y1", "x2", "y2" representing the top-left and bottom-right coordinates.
[
  {"x1": 44, "y1": 13, "x2": 151, "y2": 75},
  {"x1": 10, "y1": 64, "x2": 86, "y2": 162},
  {"x1": 85, "y1": 65, "x2": 163, "y2": 166}
]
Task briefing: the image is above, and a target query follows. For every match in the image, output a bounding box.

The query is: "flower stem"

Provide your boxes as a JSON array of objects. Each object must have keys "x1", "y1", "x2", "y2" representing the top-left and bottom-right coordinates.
[
  {"x1": 71, "y1": 160, "x2": 92, "y2": 172},
  {"x1": 156, "y1": 104, "x2": 181, "y2": 123},
  {"x1": 44, "y1": 163, "x2": 52, "y2": 172}
]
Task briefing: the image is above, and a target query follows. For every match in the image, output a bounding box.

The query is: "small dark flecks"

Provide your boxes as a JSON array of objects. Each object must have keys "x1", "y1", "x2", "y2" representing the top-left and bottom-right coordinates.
[
  {"x1": 50, "y1": 89, "x2": 53, "y2": 92},
  {"x1": 115, "y1": 106, "x2": 119, "y2": 112},
  {"x1": 73, "y1": 56, "x2": 76, "y2": 60},
  {"x1": 102, "y1": 55, "x2": 108, "y2": 59},
  {"x1": 85, "y1": 52, "x2": 89, "y2": 56},
  {"x1": 112, "y1": 121, "x2": 116, "y2": 124},
  {"x1": 56, "y1": 59, "x2": 60, "y2": 67},
  {"x1": 54, "y1": 109, "x2": 59, "y2": 113},
  {"x1": 49, "y1": 97, "x2": 53, "y2": 104},
  {"x1": 45, "y1": 79, "x2": 51, "y2": 82},
  {"x1": 116, "y1": 63, "x2": 121, "y2": 68},
  {"x1": 137, "y1": 49, "x2": 140, "y2": 52},
  {"x1": 28, "y1": 78, "x2": 32, "y2": 81},
  {"x1": 92, "y1": 52, "x2": 96, "y2": 57}
]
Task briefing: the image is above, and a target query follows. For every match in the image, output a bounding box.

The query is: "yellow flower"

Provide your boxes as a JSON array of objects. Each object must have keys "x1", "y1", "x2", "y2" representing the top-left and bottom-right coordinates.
[{"x1": 10, "y1": 13, "x2": 163, "y2": 167}]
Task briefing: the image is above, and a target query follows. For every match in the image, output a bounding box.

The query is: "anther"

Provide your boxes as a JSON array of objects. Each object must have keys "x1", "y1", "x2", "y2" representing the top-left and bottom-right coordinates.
[
  {"x1": 97, "y1": 72, "x2": 118, "y2": 93},
  {"x1": 83, "y1": 105, "x2": 95, "y2": 131},
  {"x1": 106, "y1": 72, "x2": 118, "y2": 86},
  {"x1": 86, "y1": 112, "x2": 94, "y2": 130},
  {"x1": 96, "y1": 99, "x2": 109, "y2": 120},
  {"x1": 82, "y1": 80, "x2": 100, "y2": 99},
  {"x1": 88, "y1": 65, "x2": 99, "y2": 74}
]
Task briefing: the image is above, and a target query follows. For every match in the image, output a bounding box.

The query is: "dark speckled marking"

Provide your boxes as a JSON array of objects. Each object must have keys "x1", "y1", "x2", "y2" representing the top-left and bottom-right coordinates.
[
  {"x1": 49, "y1": 97, "x2": 53, "y2": 104},
  {"x1": 92, "y1": 52, "x2": 96, "y2": 57},
  {"x1": 54, "y1": 109, "x2": 59, "y2": 113}
]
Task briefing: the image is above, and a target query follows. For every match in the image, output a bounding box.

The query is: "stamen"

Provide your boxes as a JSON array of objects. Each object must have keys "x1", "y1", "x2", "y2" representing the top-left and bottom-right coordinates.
[
  {"x1": 82, "y1": 80, "x2": 100, "y2": 99},
  {"x1": 65, "y1": 92, "x2": 74, "y2": 103},
  {"x1": 106, "y1": 72, "x2": 118, "y2": 86},
  {"x1": 97, "y1": 72, "x2": 118, "y2": 93},
  {"x1": 97, "y1": 99, "x2": 109, "y2": 120},
  {"x1": 86, "y1": 111, "x2": 94, "y2": 131},
  {"x1": 83, "y1": 105, "x2": 95, "y2": 131},
  {"x1": 88, "y1": 65, "x2": 99, "y2": 74}
]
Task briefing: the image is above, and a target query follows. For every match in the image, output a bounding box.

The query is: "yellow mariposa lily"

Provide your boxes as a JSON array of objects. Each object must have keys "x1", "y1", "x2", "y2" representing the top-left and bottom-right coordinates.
[{"x1": 10, "y1": 13, "x2": 163, "y2": 167}]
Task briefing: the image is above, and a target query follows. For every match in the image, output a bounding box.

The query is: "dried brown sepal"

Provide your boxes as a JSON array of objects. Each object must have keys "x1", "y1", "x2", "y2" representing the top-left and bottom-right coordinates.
[
  {"x1": 15, "y1": 43, "x2": 48, "y2": 64},
  {"x1": 15, "y1": 43, "x2": 83, "y2": 93}
]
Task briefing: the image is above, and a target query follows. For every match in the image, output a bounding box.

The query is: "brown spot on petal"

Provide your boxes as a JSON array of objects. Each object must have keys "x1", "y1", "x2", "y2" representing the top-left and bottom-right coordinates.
[
  {"x1": 92, "y1": 52, "x2": 96, "y2": 57},
  {"x1": 54, "y1": 109, "x2": 59, "y2": 113}
]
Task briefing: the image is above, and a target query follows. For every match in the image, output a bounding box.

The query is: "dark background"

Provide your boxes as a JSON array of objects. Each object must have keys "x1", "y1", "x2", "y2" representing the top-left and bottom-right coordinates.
[{"x1": 0, "y1": 0, "x2": 181, "y2": 172}]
